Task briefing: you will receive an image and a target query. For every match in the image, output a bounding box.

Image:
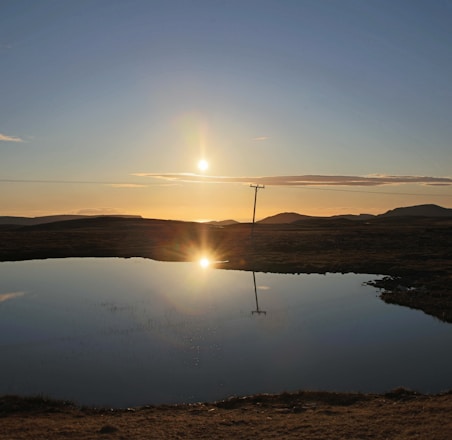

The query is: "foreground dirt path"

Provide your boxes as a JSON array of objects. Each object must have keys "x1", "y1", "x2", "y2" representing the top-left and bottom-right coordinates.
[{"x1": 1, "y1": 391, "x2": 452, "y2": 440}]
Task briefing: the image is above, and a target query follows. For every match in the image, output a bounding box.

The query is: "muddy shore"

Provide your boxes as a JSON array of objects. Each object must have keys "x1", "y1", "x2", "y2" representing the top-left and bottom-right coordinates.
[{"x1": 2, "y1": 390, "x2": 452, "y2": 440}]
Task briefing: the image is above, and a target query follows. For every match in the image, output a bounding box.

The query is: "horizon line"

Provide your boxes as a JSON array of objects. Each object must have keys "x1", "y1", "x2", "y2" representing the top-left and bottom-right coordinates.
[{"x1": 1, "y1": 202, "x2": 450, "y2": 223}]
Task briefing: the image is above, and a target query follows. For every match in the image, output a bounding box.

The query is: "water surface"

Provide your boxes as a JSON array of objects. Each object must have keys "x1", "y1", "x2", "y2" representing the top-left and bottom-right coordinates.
[{"x1": 1, "y1": 258, "x2": 451, "y2": 407}]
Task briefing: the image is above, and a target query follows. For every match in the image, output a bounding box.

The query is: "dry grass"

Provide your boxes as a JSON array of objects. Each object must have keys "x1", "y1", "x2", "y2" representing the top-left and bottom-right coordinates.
[{"x1": 2, "y1": 390, "x2": 452, "y2": 440}]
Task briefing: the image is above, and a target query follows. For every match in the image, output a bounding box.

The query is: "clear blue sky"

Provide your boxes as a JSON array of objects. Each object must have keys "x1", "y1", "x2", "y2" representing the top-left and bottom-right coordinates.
[{"x1": 1, "y1": 0, "x2": 451, "y2": 220}]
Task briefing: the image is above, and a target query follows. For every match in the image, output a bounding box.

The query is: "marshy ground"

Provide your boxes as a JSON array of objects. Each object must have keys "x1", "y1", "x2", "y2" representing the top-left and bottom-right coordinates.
[
  {"x1": 1, "y1": 215, "x2": 451, "y2": 322},
  {"x1": 1, "y1": 216, "x2": 451, "y2": 439}
]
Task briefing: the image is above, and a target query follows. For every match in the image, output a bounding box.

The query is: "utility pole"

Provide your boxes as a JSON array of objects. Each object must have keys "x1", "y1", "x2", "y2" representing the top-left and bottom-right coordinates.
[
  {"x1": 250, "y1": 183, "x2": 265, "y2": 227},
  {"x1": 249, "y1": 185, "x2": 267, "y2": 316}
]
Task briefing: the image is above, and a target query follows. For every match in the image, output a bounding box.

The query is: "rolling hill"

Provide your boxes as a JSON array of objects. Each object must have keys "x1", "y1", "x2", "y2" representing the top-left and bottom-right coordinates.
[
  {"x1": 258, "y1": 204, "x2": 452, "y2": 224},
  {"x1": 0, "y1": 214, "x2": 141, "y2": 226}
]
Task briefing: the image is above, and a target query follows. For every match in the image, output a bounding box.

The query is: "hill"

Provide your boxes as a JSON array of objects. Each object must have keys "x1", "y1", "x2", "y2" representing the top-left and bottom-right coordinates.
[
  {"x1": 380, "y1": 204, "x2": 452, "y2": 218},
  {"x1": 258, "y1": 212, "x2": 312, "y2": 224},
  {"x1": 331, "y1": 213, "x2": 375, "y2": 221},
  {"x1": 0, "y1": 214, "x2": 142, "y2": 226},
  {"x1": 258, "y1": 204, "x2": 451, "y2": 224},
  {"x1": 207, "y1": 219, "x2": 239, "y2": 226}
]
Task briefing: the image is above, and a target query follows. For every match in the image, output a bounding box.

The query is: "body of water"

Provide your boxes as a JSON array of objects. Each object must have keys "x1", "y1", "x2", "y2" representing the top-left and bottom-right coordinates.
[{"x1": 1, "y1": 258, "x2": 451, "y2": 407}]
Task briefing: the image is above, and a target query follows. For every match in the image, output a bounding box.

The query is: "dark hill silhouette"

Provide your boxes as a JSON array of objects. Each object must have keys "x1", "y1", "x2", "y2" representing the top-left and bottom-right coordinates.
[
  {"x1": 258, "y1": 212, "x2": 312, "y2": 224},
  {"x1": 331, "y1": 213, "x2": 375, "y2": 221},
  {"x1": 379, "y1": 204, "x2": 452, "y2": 218},
  {"x1": 1, "y1": 204, "x2": 450, "y2": 227},
  {"x1": 0, "y1": 214, "x2": 141, "y2": 226},
  {"x1": 258, "y1": 204, "x2": 451, "y2": 224},
  {"x1": 207, "y1": 219, "x2": 239, "y2": 226}
]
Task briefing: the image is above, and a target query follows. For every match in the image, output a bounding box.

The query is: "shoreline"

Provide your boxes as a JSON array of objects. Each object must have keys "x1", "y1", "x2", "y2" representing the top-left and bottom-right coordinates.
[
  {"x1": 1, "y1": 216, "x2": 451, "y2": 322},
  {"x1": 2, "y1": 389, "x2": 452, "y2": 439}
]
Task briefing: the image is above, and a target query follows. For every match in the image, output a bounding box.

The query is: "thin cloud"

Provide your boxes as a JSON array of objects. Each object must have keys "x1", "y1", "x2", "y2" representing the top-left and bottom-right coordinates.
[
  {"x1": 134, "y1": 173, "x2": 452, "y2": 187},
  {"x1": 107, "y1": 183, "x2": 148, "y2": 188},
  {"x1": 0, "y1": 291, "x2": 25, "y2": 303},
  {"x1": 0, "y1": 133, "x2": 24, "y2": 143},
  {"x1": 0, "y1": 179, "x2": 157, "y2": 186},
  {"x1": 252, "y1": 136, "x2": 269, "y2": 141},
  {"x1": 0, "y1": 43, "x2": 13, "y2": 53}
]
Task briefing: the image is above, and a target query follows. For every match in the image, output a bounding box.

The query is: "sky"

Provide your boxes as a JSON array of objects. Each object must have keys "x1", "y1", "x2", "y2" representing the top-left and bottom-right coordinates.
[{"x1": 1, "y1": 0, "x2": 452, "y2": 221}]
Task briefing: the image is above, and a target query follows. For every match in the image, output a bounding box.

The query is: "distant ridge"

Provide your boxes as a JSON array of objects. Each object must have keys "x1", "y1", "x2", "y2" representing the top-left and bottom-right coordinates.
[
  {"x1": 258, "y1": 212, "x2": 312, "y2": 224},
  {"x1": 0, "y1": 214, "x2": 142, "y2": 226},
  {"x1": 330, "y1": 213, "x2": 375, "y2": 221},
  {"x1": 207, "y1": 219, "x2": 239, "y2": 226},
  {"x1": 380, "y1": 204, "x2": 452, "y2": 218},
  {"x1": 1, "y1": 204, "x2": 450, "y2": 227},
  {"x1": 258, "y1": 204, "x2": 451, "y2": 224}
]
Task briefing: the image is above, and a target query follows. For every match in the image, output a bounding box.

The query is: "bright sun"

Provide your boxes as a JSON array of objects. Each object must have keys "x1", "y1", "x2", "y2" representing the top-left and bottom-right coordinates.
[
  {"x1": 197, "y1": 159, "x2": 209, "y2": 172},
  {"x1": 199, "y1": 258, "x2": 210, "y2": 268}
]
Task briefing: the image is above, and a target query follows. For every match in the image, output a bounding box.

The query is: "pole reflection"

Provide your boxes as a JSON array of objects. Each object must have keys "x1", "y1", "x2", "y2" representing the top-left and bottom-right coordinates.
[{"x1": 251, "y1": 271, "x2": 266, "y2": 316}]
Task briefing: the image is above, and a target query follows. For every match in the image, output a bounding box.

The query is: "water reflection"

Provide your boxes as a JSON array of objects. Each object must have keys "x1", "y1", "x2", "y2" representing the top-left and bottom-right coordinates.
[
  {"x1": 0, "y1": 258, "x2": 451, "y2": 408},
  {"x1": 251, "y1": 272, "x2": 266, "y2": 316}
]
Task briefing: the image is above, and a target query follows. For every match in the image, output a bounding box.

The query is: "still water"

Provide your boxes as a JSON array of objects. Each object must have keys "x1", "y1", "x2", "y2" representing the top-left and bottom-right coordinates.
[{"x1": 1, "y1": 258, "x2": 451, "y2": 407}]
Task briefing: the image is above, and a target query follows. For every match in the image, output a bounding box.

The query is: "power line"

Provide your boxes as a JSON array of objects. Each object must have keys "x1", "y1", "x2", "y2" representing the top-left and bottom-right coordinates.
[
  {"x1": 283, "y1": 185, "x2": 452, "y2": 197},
  {"x1": 1, "y1": 178, "x2": 450, "y2": 198}
]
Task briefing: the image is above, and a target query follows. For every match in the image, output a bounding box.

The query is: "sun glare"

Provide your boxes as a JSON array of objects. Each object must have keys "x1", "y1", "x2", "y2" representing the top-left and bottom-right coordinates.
[
  {"x1": 199, "y1": 257, "x2": 210, "y2": 268},
  {"x1": 197, "y1": 159, "x2": 209, "y2": 172}
]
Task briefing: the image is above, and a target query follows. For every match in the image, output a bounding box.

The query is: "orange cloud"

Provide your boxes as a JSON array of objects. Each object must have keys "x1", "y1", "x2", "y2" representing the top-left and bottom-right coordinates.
[
  {"x1": 106, "y1": 183, "x2": 148, "y2": 188},
  {"x1": 0, "y1": 133, "x2": 24, "y2": 142},
  {"x1": 0, "y1": 291, "x2": 25, "y2": 303}
]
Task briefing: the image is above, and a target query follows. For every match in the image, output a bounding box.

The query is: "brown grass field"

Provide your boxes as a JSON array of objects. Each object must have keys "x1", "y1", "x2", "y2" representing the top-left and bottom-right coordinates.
[
  {"x1": 2, "y1": 390, "x2": 452, "y2": 440},
  {"x1": 1, "y1": 216, "x2": 451, "y2": 439}
]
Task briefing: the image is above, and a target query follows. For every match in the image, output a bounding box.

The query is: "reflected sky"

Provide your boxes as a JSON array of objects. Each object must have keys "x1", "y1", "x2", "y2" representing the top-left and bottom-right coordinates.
[{"x1": 0, "y1": 258, "x2": 451, "y2": 407}]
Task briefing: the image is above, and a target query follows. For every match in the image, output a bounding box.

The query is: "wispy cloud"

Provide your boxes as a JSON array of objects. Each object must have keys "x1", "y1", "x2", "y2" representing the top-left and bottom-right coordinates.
[
  {"x1": 106, "y1": 183, "x2": 148, "y2": 188},
  {"x1": 0, "y1": 133, "x2": 24, "y2": 143},
  {"x1": 0, "y1": 43, "x2": 13, "y2": 52},
  {"x1": 0, "y1": 179, "x2": 154, "y2": 186},
  {"x1": 133, "y1": 173, "x2": 452, "y2": 187},
  {"x1": 0, "y1": 291, "x2": 25, "y2": 303},
  {"x1": 252, "y1": 136, "x2": 269, "y2": 141}
]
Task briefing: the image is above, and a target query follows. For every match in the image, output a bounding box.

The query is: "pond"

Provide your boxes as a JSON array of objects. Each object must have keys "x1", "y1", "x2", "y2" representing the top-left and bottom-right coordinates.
[{"x1": 1, "y1": 258, "x2": 451, "y2": 407}]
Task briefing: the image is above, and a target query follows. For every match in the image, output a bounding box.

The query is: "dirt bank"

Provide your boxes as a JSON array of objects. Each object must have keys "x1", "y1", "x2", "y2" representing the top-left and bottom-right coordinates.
[{"x1": 2, "y1": 390, "x2": 452, "y2": 440}]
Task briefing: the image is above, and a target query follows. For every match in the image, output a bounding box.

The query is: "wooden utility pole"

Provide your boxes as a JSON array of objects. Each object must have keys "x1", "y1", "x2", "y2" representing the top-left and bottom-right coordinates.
[{"x1": 250, "y1": 184, "x2": 265, "y2": 236}]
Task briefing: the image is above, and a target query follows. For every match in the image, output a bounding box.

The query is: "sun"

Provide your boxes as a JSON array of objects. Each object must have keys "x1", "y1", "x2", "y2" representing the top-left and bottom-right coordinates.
[
  {"x1": 199, "y1": 258, "x2": 210, "y2": 268},
  {"x1": 197, "y1": 159, "x2": 209, "y2": 172}
]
